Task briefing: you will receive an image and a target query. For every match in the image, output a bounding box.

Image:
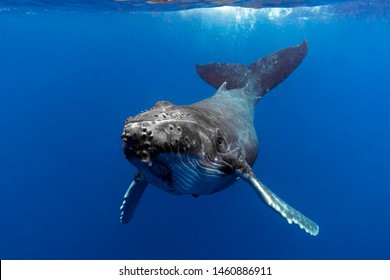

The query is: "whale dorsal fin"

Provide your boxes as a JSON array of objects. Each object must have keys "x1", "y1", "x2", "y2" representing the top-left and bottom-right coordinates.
[
  {"x1": 196, "y1": 40, "x2": 308, "y2": 98},
  {"x1": 215, "y1": 81, "x2": 228, "y2": 95}
]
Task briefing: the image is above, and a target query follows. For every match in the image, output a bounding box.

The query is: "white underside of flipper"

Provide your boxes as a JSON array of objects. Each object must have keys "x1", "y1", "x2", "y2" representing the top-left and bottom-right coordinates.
[
  {"x1": 120, "y1": 173, "x2": 148, "y2": 224},
  {"x1": 237, "y1": 167, "x2": 319, "y2": 236}
]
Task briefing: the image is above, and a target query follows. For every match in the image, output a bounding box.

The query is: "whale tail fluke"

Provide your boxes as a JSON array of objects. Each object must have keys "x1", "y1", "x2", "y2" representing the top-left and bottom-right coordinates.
[{"x1": 196, "y1": 40, "x2": 308, "y2": 98}]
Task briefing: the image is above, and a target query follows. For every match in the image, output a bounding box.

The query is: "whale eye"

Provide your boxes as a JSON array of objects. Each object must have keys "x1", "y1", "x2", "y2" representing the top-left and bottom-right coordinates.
[
  {"x1": 217, "y1": 135, "x2": 224, "y2": 146},
  {"x1": 216, "y1": 129, "x2": 226, "y2": 153}
]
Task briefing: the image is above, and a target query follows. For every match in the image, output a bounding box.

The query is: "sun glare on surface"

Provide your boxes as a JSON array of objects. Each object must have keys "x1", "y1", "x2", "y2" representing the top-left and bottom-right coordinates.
[{"x1": 179, "y1": 5, "x2": 332, "y2": 29}]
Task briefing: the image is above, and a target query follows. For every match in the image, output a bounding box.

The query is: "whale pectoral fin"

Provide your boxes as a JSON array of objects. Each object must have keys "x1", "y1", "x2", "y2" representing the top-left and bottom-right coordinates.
[
  {"x1": 120, "y1": 172, "x2": 148, "y2": 224},
  {"x1": 235, "y1": 162, "x2": 319, "y2": 236}
]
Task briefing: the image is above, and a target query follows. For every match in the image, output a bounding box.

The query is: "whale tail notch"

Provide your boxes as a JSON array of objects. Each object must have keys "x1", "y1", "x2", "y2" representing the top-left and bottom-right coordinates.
[{"x1": 195, "y1": 40, "x2": 308, "y2": 98}]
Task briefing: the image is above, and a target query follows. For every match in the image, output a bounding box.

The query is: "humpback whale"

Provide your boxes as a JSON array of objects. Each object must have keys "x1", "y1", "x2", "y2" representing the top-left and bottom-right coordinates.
[{"x1": 120, "y1": 40, "x2": 319, "y2": 236}]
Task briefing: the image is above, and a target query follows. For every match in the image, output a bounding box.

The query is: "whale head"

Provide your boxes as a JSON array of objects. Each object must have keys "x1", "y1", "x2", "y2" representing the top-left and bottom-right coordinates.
[
  {"x1": 121, "y1": 100, "x2": 224, "y2": 166},
  {"x1": 121, "y1": 99, "x2": 238, "y2": 194}
]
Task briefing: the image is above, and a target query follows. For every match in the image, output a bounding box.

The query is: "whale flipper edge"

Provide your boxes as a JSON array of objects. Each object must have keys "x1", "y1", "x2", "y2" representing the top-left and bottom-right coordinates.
[
  {"x1": 120, "y1": 172, "x2": 148, "y2": 224},
  {"x1": 235, "y1": 161, "x2": 319, "y2": 236}
]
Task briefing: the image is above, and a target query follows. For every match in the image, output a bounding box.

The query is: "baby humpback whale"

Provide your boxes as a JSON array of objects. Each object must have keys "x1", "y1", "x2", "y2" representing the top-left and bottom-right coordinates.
[{"x1": 120, "y1": 40, "x2": 319, "y2": 236}]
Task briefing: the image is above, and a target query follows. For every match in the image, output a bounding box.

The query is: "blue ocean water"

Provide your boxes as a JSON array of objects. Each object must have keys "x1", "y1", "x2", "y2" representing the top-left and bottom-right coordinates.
[{"x1": 0, "y1": 1, "x2": 389, "y2": 260}]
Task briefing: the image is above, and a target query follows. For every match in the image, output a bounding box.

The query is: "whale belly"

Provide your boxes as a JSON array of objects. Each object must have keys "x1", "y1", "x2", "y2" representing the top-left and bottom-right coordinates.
[{"x1": 137, "y1": 152, "x2": 237, "y2": 195}]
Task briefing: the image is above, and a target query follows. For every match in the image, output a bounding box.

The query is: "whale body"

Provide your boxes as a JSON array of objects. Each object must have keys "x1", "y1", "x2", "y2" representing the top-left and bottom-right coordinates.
[{"x1": 120, "y1": 41, "x2": 319, "y2": 236}]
